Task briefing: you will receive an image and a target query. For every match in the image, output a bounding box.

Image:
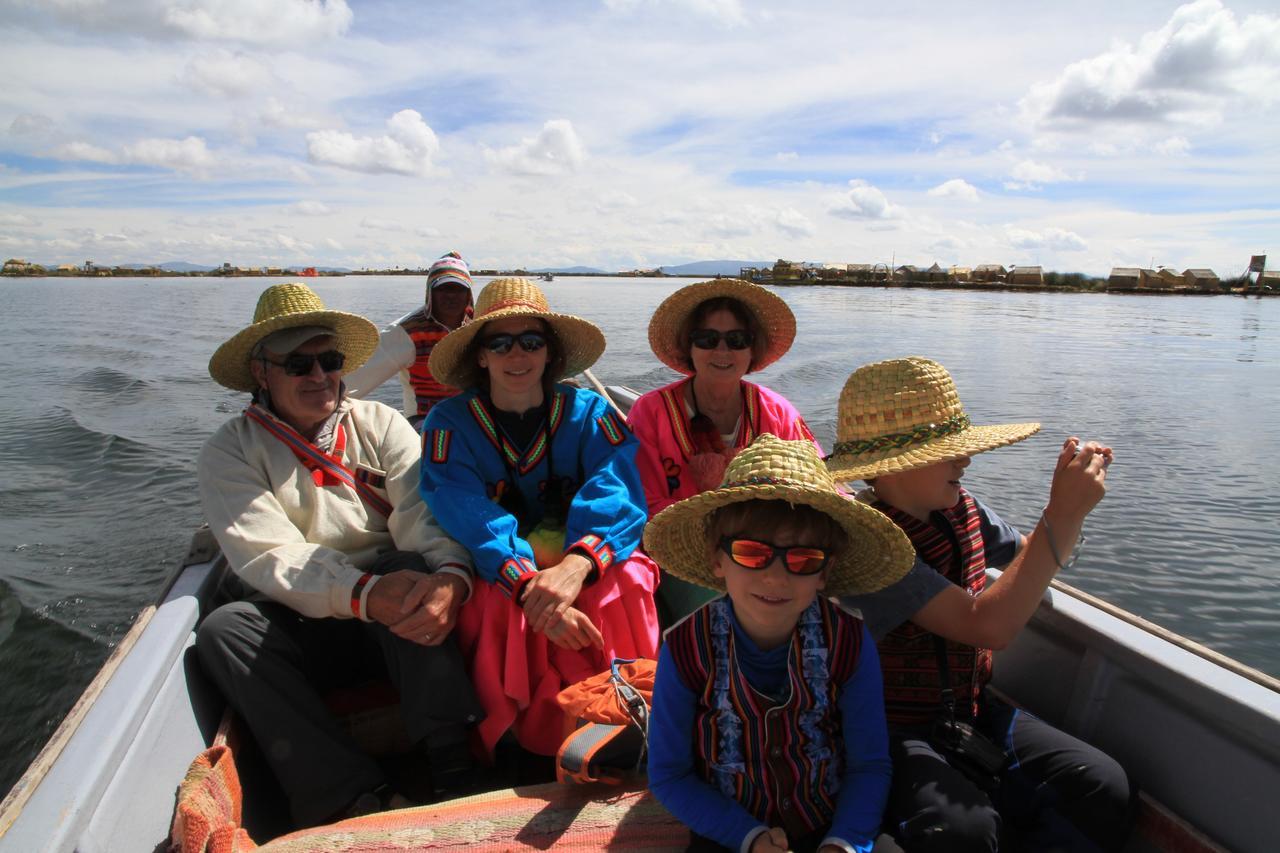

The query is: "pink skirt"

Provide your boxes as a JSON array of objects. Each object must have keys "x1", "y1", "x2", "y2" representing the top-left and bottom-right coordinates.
[{"x1": 453, "y1": 551, "x2": 661, "y2": 758}]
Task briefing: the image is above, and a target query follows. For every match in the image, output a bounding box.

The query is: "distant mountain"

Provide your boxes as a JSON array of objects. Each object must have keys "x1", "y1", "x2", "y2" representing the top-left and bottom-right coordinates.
[
  {"x1": 526, "y1": 266, "x2": 609, "y2": 274},
  {"x1": 658, "y1": 260, "x2": 771, "y2": 276},
  {"x1": 158, "y1": 262, "x2": 215, "y2": 272}
]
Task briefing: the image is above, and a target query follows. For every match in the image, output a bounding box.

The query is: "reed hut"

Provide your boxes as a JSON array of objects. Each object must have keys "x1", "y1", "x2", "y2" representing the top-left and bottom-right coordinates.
[
  {"x1": 1009, "y1": 265, "x2": 1044, "y2": 285},
  {"x1": 1183, "y1": 269, "x2": 1220, "y2": 290}
]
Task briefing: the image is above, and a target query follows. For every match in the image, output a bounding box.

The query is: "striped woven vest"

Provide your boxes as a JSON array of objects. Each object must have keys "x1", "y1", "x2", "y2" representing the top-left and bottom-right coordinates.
[
  {"x1": 875, "y1": 491, "x2": 992, "y2": 726},
  {"x1": 666, "y1": 597, "x2": 863, "y2": 841},
  {"x1": 402, "y1": 314, "x2": 459, "y2": 416}
]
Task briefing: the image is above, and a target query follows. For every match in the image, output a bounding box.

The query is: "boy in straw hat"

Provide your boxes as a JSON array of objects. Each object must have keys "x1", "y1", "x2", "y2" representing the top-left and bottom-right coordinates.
[
  {"x1": 419, "y1": 278, "x2": 660, "y2": 762},
  {"x1": 826, "y1": 357, "x2": 1132, "y2": 851},
  {"x1": 644, "y1": 434, "x2": 915, "y2": 853},
  {"x1": 198, "y1": 282, "x2": 484, "y2": 828},
  {"x1": 345, "y1": 251, "x2": 475, "y2": 425}
]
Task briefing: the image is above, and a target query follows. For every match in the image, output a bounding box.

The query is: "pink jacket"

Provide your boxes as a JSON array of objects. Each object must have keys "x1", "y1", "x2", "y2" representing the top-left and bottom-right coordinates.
[{"x1": 627, "y1": 378, "x2": 821, "y2": 518}]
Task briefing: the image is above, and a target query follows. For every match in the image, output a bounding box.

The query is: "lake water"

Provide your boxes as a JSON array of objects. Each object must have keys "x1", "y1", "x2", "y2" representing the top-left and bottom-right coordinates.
[{"x1": 1, "y1": 275, "x2": 1277, "y2": 797}]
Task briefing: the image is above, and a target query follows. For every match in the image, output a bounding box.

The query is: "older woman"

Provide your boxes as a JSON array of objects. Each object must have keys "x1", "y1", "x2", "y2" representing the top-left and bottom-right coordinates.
[
  {"x1": 627, "y1": 279, "x2": 819, "y2": 624},
  {"x1": 419, "y1": 278, "x2": 659, "y2": 761}
]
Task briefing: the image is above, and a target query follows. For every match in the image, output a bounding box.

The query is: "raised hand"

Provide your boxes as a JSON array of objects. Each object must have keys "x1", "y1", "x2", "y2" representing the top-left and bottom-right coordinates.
[{"x1": 1047, "y1": 436, "x2": 1113, "y2": 523}]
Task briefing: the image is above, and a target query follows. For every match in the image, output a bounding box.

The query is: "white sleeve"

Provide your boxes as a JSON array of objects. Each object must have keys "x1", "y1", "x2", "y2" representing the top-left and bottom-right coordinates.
[{"x1": 343, "y1": 323, "x2": 415, "y2": 399}]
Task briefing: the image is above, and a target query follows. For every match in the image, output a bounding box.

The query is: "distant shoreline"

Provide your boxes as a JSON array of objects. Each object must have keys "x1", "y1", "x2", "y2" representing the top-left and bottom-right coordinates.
[{"x1": 2, "y1": 270, "x2": 1273, "y2": 296}]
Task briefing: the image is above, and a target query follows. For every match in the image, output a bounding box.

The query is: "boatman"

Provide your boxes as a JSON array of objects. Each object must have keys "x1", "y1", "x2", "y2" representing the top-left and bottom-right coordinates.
[
  {"x1": 196, "y1": 282, "x2": 484, "y2": 829},
  {"x1": 344, "y1": 251, "x2": 475, "y2": 426}
]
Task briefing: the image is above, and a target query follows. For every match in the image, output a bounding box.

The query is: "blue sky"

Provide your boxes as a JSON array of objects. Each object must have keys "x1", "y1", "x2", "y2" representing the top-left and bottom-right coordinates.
[{"x1": 1, "y1": 0, "x2": 1277, "y2": 275}]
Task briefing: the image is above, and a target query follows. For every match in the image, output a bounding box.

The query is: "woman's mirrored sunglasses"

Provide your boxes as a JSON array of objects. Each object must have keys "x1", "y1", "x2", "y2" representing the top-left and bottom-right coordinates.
[
  {"x1": 482, "y1": 331, "x2": 548, "y2": 354},
  {"x1": 718, "y1": 536, "x2": 829, "y2": 575},
  {"x1": 690, "y1": 328, "x2": 754, "y2": 351},
  {"x1": 262, "y1": 350, "x2": 345, "y2": 376}
]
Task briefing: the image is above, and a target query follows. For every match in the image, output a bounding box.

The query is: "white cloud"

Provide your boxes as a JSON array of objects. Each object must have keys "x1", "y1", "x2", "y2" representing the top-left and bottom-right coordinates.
[
  {"x1": 1022, "y1": 0, "x2": 1280, "y2": 128},
  {"x1": 123, "y1": 137, "x2": 214, "y2": 172},
  {"x1": 51, "y1": 137, "x2": 214, "y2": 173},
  {"x1": 775, "y1": 151, "x2": 799, "y2": 161},
  {"x1": 52, "y1": 141, "x2": 118, "y2": 163},
  {"x1": 0, "y1": 213, "x2": 42, "y2": 227},
  {"x1": 183, "y1": 50, "x2": 270, "y2": 98},
  {"x1": 291, "y1": 201, "x2": 332, "y2": 216},
  {"x1": 1006, "y1": 226, "x2": 1088, "y2": 251},
  {"x1": 307, "y1": 109, "x2": 440, "y2": 177},
  {"x1": 1154, "y1": 136, "x2": 1192, "y2": 156},
  {"x1": 828, "y1": 180, "x2": 902, "y2": 220},
  {"x1": 603, "y1": 0, "x2": 747, "y2": 27},
  {"x1": 9, "y1": 114, "x2": 55, "y2": 136},
  {"x1": 775, "y1": 207, "x2": 814, "y2": 238},
  {"x1": 360, "y1": 217, "x2": 407, "y2": 232},
  {"x1": 14, "y1": 0, "x2": 353, "y2": 44},
  {"x1": 485, "y1": 120, "x2": 586, "y2": 177},
  {"x1": 260, "y1": 98, "x2": 326, "y2": 130},
  {"x1": 928, "y1": 179, "x2": 980, "y2": 202},
  {"x1": 596, "y1": 191, "x2": 639, "y2": 212},
  {"x1": 1004, "y1": 159, "x2": 1079, "y2": 190}
]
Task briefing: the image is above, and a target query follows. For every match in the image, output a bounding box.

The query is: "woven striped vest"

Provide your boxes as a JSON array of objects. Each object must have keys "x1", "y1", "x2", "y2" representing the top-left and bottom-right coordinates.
[
  {"x1": 666, "y1": 597, "x2": 863, "y2": 841},
  {"x1": 402, "y1": 314, "x2": 458, "y2": 416},
  {"x1": 875, "y1": 491, "x2": 993, "y2": 726}
]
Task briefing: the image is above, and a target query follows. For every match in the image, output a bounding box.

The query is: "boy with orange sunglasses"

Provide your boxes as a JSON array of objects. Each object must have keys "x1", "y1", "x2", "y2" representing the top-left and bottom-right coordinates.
[{"x1": 644, "y1": 435, "x2": 914, "y2": 853}]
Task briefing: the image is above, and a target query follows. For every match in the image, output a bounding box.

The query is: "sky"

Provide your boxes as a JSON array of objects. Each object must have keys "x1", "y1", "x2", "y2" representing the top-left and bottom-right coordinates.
[{"x1": 0, "y1": 0, "x2": 1277, "y2": 276}]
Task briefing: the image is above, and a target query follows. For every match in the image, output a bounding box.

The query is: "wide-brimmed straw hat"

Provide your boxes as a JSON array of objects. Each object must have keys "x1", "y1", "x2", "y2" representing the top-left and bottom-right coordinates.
[
  {"x1": 643, "y1": 433, "x2": 914, "y2": 597},
  {"x1": 825, "y1": 357, "x2": 1041, "y2": 482},
  {"x1": 428, "y1": 277, "x2": 606, "y2": 389},
  {"x1": 208, "y1": 282, "x2": 379, "y2": 392},
  {"x1": 647, "y1": 279, "x2": 796, "y2": 375}
]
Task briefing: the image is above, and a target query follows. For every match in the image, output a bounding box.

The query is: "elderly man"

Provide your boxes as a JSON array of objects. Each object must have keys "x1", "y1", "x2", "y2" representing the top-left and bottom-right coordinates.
[{"x1": 196, "y1": 282, "x2": 482, "y2": 829}]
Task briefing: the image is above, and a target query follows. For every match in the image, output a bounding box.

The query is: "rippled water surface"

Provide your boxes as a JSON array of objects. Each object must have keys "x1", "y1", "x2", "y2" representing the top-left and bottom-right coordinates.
[{"x1": 1, "y1": 275, "x2": 1277, "y2": 796}]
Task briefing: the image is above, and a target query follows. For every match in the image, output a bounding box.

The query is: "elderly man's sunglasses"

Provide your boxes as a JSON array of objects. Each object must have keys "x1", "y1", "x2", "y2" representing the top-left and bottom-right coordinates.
[
  {"x1": 482, "y1": 331, "x2": 548, "y2": 354},
  {"x1": 691, "y1": 329, "x2": 754, "y2": 351},
  {"x1": 719, "y1": 536, "x2": 829, "y2": 575},
  {"x1": 262, "y1": 350, "x2": 345, "y2": 376}
]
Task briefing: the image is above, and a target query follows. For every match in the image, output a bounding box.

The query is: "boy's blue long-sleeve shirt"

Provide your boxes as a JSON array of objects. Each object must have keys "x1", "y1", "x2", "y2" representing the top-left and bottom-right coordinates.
[
  {"x1": 419, "y1": 384, "x2": 646, "y2": 596},
  {"x1": 648, "y1": 600, "x2": 891, "y2": 853}
]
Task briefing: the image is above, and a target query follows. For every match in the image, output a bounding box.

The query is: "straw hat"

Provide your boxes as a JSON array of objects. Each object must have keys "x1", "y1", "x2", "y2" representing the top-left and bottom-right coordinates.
[
  {"x1": 647, "y1": 279, "x2": 796, "y2": 375},
  {"x1": 208, "y1": 282, "x2": 379, "y2": 392},
  {"x1": 825, "y1": 357, "x2": 1041, "y2": 483},
  {"x1": 643, "y1": 434, "x2": 914, "y2": 596},
  {"x1": 427, "y1": 277, "x2": 606, "y2": 389}
]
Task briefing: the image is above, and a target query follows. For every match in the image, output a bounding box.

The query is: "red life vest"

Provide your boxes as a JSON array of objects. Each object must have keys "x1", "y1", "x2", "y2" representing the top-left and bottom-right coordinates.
[
  {"x1": 402, "y1": 312, "x2": 460, "y2": 417},
  {"x1": 875, "y1": 491, "x2": 992, "y2": 726}
]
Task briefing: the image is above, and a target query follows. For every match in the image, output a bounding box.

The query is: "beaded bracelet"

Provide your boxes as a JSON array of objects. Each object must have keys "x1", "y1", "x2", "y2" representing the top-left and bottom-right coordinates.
[{"x1": 1040, "y1": 509, "x2": 1085, "y2": 571}]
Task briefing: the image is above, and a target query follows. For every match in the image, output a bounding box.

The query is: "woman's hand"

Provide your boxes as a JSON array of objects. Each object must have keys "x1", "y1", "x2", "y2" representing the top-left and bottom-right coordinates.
[
  {"x1": 541, "y1": 606, "x2": 605, "y2": 650},
  {"x1": 520, "y1": 552, "x2": 593, "y2": 631},
  {"x1": 749, "y1": 827, "x2": 789, "y2": 852},
  {"x1": 1046, "y1": 436, "x2": 1113, "y2": 526}
]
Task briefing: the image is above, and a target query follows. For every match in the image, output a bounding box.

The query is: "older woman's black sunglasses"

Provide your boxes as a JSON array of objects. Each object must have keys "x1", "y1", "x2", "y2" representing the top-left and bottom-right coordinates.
[{"x1": 690, "y1": 329, "x2": 754, "y2": 351}]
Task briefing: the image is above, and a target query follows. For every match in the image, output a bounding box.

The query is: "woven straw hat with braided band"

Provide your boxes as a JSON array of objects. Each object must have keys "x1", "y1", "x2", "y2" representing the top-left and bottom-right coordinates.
[
  {"x1": 643, "y1": 433, "x2": 914, "y2": 596},
  {"x1": 647, "y1": 279, "x2": 796, "y2": 375},
  {"x1": 825, "y1": 356, "x2": 1041, "y2": 483},
  {"x1": 428, "y1": 277, "x2": 606, "y2": 390},
  {"x1": 208, "y1": 283, "x2": 379, "y2": 392}
]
